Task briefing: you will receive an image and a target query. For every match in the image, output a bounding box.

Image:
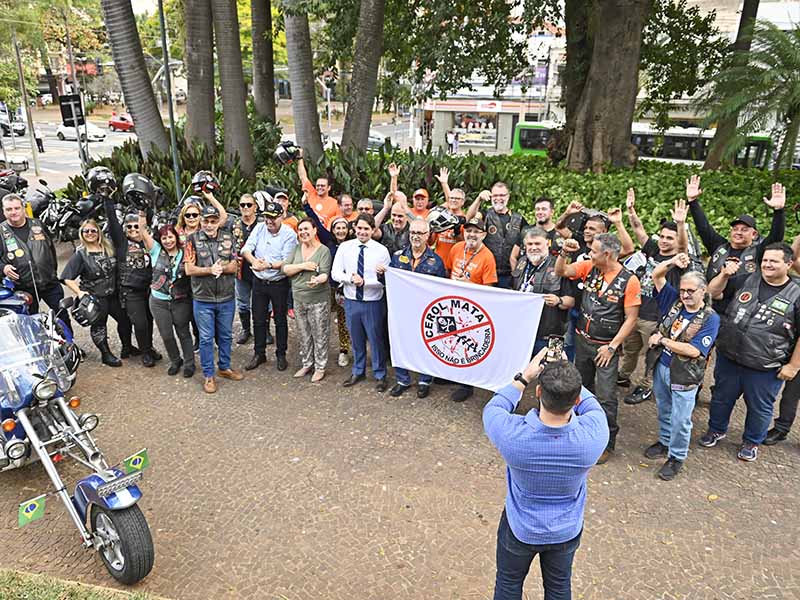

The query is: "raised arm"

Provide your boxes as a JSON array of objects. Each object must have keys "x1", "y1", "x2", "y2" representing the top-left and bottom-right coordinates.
[
  {"x1": 103, "y1": 195, "x2": 125, "y2": 255},
  {"x1": 554, "y1": 200, "x2": 583, "y2": 240},
  {"x1": 686, "y1": 175, "x2": 726, "y2": 253},
  {"x1": 625, "y1": 188, "x2": 649, "y2": 246},
  {"x1": 652, "y1": 252, "x2": 689, "y2": 293},
  {"x1": 138, "y1": 211, "x2": 154, "y2": 251},
  {"x1": 707, "y1": 258, "x2": 739, "y2": 299},
  {"x1": 388, "y1": 162, "x2": 400, "y2": 197},
  {"x1": 465, "y1": 190, "x2": 491, "y2": 220},
  {"x1": 434, "y1": 166, "x2": 451, "y2": 206},
  {"x1": 202, "y1": 190, "x2": 228, "y2": 226},
  {"x1": 297, "y1": 148, "x2": 310, "y2": 186},
  {"x1": 672, "y1": 199, "x2": 689, "y2": 253},
  {"x1": 761, "y1": 182, "x2": 786, "y2": 245},
  {"x1": 608, "y1": 207, "x2": 635, "y2": 258},
  {"x1": 554, "y1": 238, "x2": 581, "y2": 278},
  {"x1": 374, "y1": 192, "x2": 393, "y2": 229}
]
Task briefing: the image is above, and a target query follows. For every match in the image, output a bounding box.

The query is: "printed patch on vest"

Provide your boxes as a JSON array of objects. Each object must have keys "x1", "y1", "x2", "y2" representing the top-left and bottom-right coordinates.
[
  {"x1": 14, "y1": 249, "x2": 24, "y2": 258},
  {"x1": 702, "y1": 335, "x2": 712, "y2": 347},
  {"x1": 488, "y1": 225, "x2": 498, "y2": 235},
  {"x1": 738, "y1": 291, "x2": 753, "y2": 304},
  {"x1": 745, "y1": 262, "x2": 756, "y2": 273},
  {"x1": 399, "y1": 255, "x2": 410, "y2": 263}
]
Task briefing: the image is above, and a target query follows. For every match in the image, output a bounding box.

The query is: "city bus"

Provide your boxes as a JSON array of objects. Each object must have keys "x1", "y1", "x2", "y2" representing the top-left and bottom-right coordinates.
[{"x1": 512, "y1": 121, "x2": 773, "y2": 168}]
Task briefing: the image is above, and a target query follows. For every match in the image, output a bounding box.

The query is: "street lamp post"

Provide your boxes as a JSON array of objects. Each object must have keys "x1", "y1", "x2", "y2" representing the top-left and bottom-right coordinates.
[
  {"x1": 63, "y1": 5, "x2": 89, "y2": 170},
  {"x1": 11, "y1": 30, "x2": 40, "y2": 176},
  {"x1": 157, "y1": 0, "x2": 182, "y2": 201}
]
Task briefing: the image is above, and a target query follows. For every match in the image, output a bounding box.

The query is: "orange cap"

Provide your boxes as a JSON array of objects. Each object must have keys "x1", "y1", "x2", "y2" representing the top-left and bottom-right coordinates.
[{"x1": 413, "y1": 189, "x2": 429, "y2": 199}]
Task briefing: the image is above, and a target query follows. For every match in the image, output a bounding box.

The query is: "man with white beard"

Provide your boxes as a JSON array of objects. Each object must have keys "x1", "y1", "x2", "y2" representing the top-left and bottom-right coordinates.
[{"x1": 512, "y1": 228, "x2": 577, "y2": 355}]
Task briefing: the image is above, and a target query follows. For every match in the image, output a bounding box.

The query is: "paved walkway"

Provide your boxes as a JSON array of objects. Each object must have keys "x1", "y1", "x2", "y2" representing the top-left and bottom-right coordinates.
[{"x1": 1, "y1": 319, "x2": 798, "y2": 599}]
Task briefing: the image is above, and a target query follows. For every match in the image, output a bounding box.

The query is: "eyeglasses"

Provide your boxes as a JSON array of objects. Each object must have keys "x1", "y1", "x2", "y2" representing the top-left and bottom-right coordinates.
[
  {"x1": 409, "y1": 231, "x2": 427, "y2": 236},
  {"x1": 184, "y1": 213, "x2": 200, "y2": 219},
  {"x1": 202, "y1": 218, "x2": 219, "y2": 224},
  {"x1": 82, "y1": 228, "x2": 98, "y2": 234},
  {"x1": 239, "y1": 203, "x2": 254, "y2": 208},
  {"x1": 679, "y1": 288, "x2": 699, "y2": 296},
  {"x1": 125, "y1": 224, "x2": 140, "y2": 230}
]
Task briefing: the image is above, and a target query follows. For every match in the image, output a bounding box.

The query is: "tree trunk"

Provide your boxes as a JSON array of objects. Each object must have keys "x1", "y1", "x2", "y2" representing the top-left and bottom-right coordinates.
[
  {"x1": 211, "y1": 0, "x2": 256, "y2": 177},
  {"x1": 100, "y1": 0, "x2": 169, "y2": 158},
  {"x1": 39, "y1": 47, "x2": 60, "y2": 103},
  {"x1": 774, "y1": 114, "x2": 800, "y2": 173},
  {"x1": 341, "y1": 0, "x2": 386, "y2": 150},
  {"x1": 703, "y1": 0, "x2": 760, "y2": 170},
  {"x1": 252, "y1": 0, "x2": 276, "y2": 121},
  {"x1": 185, "y1": 0, "x2": 216, "y2": 150},
  {"x1": 566, "y1": 0, "x2": 652, "y2": 172},
  {"x1": 563, "y1": 0, "x2": 591, "y2": 129},
  {"x1": 283, "y1": 1, "x2": 323, "y2": 161}
]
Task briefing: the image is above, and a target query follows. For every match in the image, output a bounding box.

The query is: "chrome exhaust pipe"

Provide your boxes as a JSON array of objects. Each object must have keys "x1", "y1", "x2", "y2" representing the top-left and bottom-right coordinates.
[{"x1": 53, "y1": 397, "x2": 104, "y2": 468}]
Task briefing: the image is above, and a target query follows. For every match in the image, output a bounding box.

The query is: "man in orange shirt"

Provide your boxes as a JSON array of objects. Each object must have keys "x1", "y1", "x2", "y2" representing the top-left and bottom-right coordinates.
[
  {"x1": 555, "y1": 233, "x2": 641, "y2": 464},
  {"x1": 431, "y1": 167, "x2": 466, "y2": 265},
  {"x1": 275, "y1": 191, "x2": 299, "y2": 232},
  {"x1": 448, "y1": 217, "x2": 498, "y2": 402},
  {"x1": 411, "y1": 188, "x2": 430, "y2": 218},
  {"x1": 296, "y1": 149, "x2": 338, "y2": 225},
  {"x1": 337, "y1": 193, "x2": 359, "y2": 222}
]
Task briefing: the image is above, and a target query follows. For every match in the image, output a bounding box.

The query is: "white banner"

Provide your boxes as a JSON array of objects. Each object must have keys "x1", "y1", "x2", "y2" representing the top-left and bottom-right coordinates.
[{"x1": 385, "y1": 268, "x2": 545, "y2": 392}]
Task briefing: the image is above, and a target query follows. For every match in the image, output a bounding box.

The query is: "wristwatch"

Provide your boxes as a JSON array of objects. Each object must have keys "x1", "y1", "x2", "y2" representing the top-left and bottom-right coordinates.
[
  {"x1": 607, "y1": 344, "x2": 618, "y2": 354},
  {"x1": 513, "y1": 372, "x2": 530, "y2": 387}
]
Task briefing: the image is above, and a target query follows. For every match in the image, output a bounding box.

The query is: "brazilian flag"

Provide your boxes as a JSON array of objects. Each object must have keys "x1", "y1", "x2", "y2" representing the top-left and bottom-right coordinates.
[
  {"x1": 18, "y1": 495, "x2": 46, "y2": 528},
  {"x1": 123, "y1": 449, "x2": 150, "y2": 474}
]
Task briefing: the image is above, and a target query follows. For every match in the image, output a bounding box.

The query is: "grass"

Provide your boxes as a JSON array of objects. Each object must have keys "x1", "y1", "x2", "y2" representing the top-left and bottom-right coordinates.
[{"x1": 0, "y1": 569, "x2": 160, "y2": 600}]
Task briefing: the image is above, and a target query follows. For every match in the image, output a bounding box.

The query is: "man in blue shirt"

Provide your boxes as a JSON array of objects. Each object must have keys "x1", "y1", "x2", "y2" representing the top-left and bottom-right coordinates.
[
  {"x1": 645, "y1": 253, "x2": 720, "y2": 480},
  {"x1": 241, "y1": 201, "x2": 298, "y2": 372},
  {"x1": 385, "y1": 217, "x2": 446, "y2": 398},
  {"x1": 483, "y1": 349, "x2": 609, "y2": 600}
]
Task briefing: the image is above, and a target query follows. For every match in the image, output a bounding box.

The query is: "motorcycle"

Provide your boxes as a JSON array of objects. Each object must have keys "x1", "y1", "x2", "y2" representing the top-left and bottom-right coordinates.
[
  {"x1": 41, "y1": 194, "x2": 114, "y2": 244},
  {"x1": 26, "y1": 178, "x2": 55, "y2": 220},
  {"x1": 0, "y1": 302, "x2": 154, "y2": 584}
]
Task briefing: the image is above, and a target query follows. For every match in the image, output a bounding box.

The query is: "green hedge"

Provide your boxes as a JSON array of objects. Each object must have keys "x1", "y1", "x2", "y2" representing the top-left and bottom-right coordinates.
[{"x1": 66, "y1": 132, "x2": 800, "y2": 242}]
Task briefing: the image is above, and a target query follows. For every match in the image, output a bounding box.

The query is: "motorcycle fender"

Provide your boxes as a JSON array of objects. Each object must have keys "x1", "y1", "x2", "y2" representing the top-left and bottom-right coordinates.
[{"x1": 73, "y1": 469, "x2": 142, "y2": 523}]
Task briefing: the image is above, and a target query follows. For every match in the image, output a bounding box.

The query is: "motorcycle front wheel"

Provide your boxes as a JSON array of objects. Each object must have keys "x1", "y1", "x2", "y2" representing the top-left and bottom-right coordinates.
[{"x1": 91, "y1": 504, "x2": 154, "y2": 585}]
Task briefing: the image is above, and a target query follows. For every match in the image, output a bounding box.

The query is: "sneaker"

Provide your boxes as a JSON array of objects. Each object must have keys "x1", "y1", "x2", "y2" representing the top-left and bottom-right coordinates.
[
  {"x1": 338, "y1": 352, "x2": 349, "y2": 367},
  {"x1": 644, "y1": 441, "x2": 668, "y2": 460},
  {"x1": 737, "y1": 442, "x2": 758, "y2": 462},
  {"x1": 390, "y1": 383, "x2": 410, "y2": 397},
  {"x1": 698, "y1": 430, "x2": 726, "y2": 448},
  {"x1": 657, "y1": 457, "x2": 684, "y2": 481},
  {"x1": 763, "y1": 428, "x2": 788, "y2": 446},
  {"x1": 616, "y1": 374, "x2": 631, "y2": 388},
  {"x1": 624, "y1": 386, "x2": 652, "y2": 405}
]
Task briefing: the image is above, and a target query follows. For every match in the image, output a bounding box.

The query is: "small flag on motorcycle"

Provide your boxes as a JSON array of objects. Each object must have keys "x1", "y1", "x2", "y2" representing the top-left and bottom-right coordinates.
[
  {"x1": 18, "y1": 494, "x2": 46, "y2": 528},
  {"x1": 123, "y1": 448, "x2": 150, "y2": 474}
]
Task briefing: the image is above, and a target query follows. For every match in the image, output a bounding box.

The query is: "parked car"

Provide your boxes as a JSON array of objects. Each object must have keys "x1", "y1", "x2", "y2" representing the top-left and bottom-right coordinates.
[
  {"x1": 108, "y1": 112, "x2": 135, "y2": 132},
  {"x1": 367, "y1": 132, "x2": 396, "y2": 152},
  {"x1": 56, "y1": 122, "x2": 106, "y2": 142},
  {"x1": 0, "y1": 116, "x2": 26, "y2": 137}
]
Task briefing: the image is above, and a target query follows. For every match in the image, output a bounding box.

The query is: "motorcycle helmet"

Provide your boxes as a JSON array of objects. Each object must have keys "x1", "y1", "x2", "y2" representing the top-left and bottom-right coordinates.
[
  {"x1": 71, "y1": 294, "x2": 102, "y2": 327},
  {"x1": 86, "y1": 166, "x2": 117, "y2": 196},
  {"x1": 191, "y1": 170, "x2": 220, "y2": 195},
  {"x1": 122, "y1": 173, "x2": 156, "y2": 210},
  {"x1": 427, "y1": 205, "x2": 460, "y2": 233},
  {"x1": 274, "y1": 141, "x2": 301, "y2": 166}
]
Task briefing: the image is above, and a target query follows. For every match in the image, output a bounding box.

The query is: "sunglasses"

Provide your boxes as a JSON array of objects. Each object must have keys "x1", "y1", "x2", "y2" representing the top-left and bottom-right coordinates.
[
  {"x1": 184, "y1": 213, "x2": 200, "y2": 219},
  {"x1": 82, "y1": 228, "x2": 98, "y2": 234},
  {"x1": 125, "y1": 224, "x2": 140, "y2": 230},
  {"x1": 409, "y1": 231, "x2": 428, "y2": 236},
  {"x1": 239, "y1": 203, "x2": 254, "y2": 208}
]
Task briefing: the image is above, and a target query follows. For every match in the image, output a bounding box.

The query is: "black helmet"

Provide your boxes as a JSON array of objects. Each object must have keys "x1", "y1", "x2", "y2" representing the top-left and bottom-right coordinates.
[
  {"x1": 191, "y1": 170, "x2": 220, "y2": 195},
  {"x1": 86, "y1": 166, "x2": 117, "y2": 196},
  {"x1": 274, "y1": 141, "x2": 301, "y2": 166},
  {"x1": 122, "y1": 173, "x2": 155, "y2": 210},
  {"x1": 71, "y1": 294, "x2": 102, "y2": 327}
]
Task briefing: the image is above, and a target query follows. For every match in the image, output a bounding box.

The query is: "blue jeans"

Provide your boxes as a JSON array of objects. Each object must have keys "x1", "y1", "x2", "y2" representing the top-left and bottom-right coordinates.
[
  {"x1": 193, "y1": 299, "x2": 235, "y2": 377},
  {"x1": 235, "y1": 278, "x2": 253, "y2": 314},
  {"x1": 344, "y1": 298, "x2": 387, "y2": 380},
  {"x1": 709, "y1": 353, "x2": 784, "y2": 445},
  {"x1": 494, "y1": 511, "x2": 581, "y2": 600},
  {"x1": 653, "y1": 362, "x2": 697, "y2": 461},
  {"x1": 394, "y1": 367, "x2": 432, "y2": 387}
]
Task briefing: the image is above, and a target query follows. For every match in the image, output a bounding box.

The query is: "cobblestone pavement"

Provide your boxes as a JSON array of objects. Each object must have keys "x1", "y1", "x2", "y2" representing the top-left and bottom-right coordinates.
[{"x1": 1, "y1": 317, "x2": 799, "y2": 600}]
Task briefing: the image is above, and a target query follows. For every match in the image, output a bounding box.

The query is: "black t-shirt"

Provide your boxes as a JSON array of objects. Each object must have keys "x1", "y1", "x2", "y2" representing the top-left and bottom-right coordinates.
[
  {"x1": 10, "y1": 221, "x2": 31, "y2": 244},
  {"x1": 637, "y1": 239, "x2": 684, "y2": 321},
  {"x1": 60, "y1": 249, "x2": 115, "y2": 288},
  {"x1": 239, "y1": 218, "x2": 260, "y2": 281}
]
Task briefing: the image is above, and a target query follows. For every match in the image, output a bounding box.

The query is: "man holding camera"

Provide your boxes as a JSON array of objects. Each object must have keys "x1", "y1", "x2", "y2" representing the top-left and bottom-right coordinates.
[
  {"x1": 556, "y1": 233, "x2": 641, "y2": 464},
  {"x1": 483, "y1": 348, "x2": 609, "y2": 600}
]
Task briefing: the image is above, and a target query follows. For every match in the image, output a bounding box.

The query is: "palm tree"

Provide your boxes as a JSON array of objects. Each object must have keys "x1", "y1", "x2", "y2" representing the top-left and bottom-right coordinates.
[
  {"x1": 283, "y1": 0, "x2": 323, "y2": 161},
  {"x1": 340, "y1": 0, "x2": 385, "y2": 151},
  {"x1": 698, "y1": 21, "x2": 800, "y2": 172},
  {"x1": 100, "y1": 0, "x2": 169, "y2": 158},
  {"x1": 252, "y1": 0, "x2": 276, "y2": 122},
  {"x1": 211, "y1": 0, "x2": 256, "y2": 177},
  {"x1": 184, "y1": 0, "x2": 215, "y2": 150}
]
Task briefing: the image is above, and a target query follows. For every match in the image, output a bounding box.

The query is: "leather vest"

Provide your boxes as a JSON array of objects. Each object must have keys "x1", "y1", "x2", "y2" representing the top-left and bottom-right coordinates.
[
  {"x1": 706, "y1": 242, "x2": 759, "y2": 281},
  {"x1": 189, "y1": 228, "x2": 236, "y2": 302},
  {"x1": 484, "y1": 210, "x2": 523, "y2": 275},
  {"x1": 512, "y1": 254, "x2": 560, "y2": 294},
  {"x1": 0, "y1": 219, "x2": 58, "y2": 290},
  {"x1": 151, "y1": 247, "x2": 191, "y2": 301},
  {"x1": 577, "y1": 266, "x2": 633, "y2": 342},
  {"x1": 77, "y1": 246, "x2": 117, "y2": 297},
  {"x1": 380, "y1": 223, "x2": 410, "y2": 256},
  {"x1": 657, "y1": 301, "x2": 715, "y2": 387},
  {"x1": 119, "y1": 238, "x2": 152, "y2": 290},
  {"x1": 716, "y1": 274, "x2": 800, "y2": 370}
]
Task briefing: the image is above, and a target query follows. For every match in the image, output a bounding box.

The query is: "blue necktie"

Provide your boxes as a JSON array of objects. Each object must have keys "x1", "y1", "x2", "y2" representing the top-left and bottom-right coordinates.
[{"x1": 356, "y1": 244, "x2": 366, "y2": 301}]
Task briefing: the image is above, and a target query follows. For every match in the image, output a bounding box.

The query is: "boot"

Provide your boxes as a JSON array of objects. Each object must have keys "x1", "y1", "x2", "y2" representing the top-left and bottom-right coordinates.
[
  {"x1": 120, "y1": 344, "x2": 141, "y2": 359},
  {"x1": 98, "y1": 341, "x2": 122, "y2": 367},
  {"x1": 236, "y1": 312, "x2": 251, "y2": 345},
  {"x1": 142, "y1": 349, "x2": 156, "y2": 368}
]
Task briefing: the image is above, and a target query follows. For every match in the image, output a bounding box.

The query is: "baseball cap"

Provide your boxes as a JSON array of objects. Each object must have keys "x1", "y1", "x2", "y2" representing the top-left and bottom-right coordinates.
[
  {"x1": 413, "y1": 188, "x2": 429, "y2": 199},
  {"x1": 263, "y1": 201, "x2": 283, "y2": 218},
  {"x1": 463, "y1": 217, "x2": 486, "y2": 232},
  {"x1": 730, "y1": 214, "x2": 756, "y2": 229},
  {"x1": 201, "y1": 205, "x2": 220, "y2": 219}
]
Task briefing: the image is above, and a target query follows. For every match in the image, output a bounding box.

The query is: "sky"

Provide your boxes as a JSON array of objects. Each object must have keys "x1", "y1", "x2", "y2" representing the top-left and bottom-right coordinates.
[{"x1": 131, "y1": 0, "x2": 156, "y2": 16}]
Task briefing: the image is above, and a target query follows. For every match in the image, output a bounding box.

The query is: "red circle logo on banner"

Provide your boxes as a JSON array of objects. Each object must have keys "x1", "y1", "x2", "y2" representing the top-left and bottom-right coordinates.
[{"x1": 420, "y1": 295, "x2": 495, "y2": 367}]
